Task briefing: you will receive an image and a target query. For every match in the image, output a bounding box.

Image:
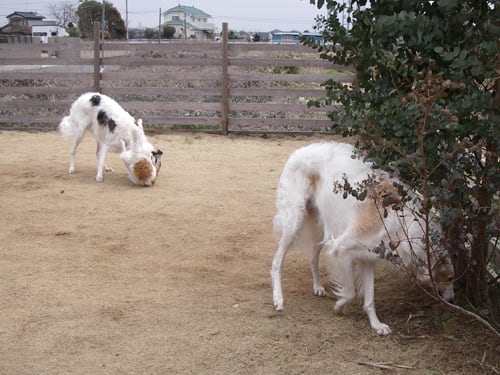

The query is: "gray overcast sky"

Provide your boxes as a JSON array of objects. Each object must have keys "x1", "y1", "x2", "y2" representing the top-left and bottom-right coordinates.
[{"x1": 1, "y1": 0, "x2": 327, "y2": 32}]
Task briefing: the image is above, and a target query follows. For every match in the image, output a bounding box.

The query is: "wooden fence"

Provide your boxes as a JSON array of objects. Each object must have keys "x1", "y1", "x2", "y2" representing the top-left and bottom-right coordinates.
[{"x1": 0, "y1": 23, "x2": 354, "y2": 134}]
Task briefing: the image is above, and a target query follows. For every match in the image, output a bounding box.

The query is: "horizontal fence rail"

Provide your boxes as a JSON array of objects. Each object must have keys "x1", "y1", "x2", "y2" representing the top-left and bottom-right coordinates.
[{"x1": 0, "y1": 22, "x2": 354, "y2": 134}]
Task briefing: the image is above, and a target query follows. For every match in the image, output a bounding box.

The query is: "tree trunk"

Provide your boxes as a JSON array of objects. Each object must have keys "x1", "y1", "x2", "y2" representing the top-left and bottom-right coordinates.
[{"x1": 466, "y1": 154, "x2": 496, "y2": 306}]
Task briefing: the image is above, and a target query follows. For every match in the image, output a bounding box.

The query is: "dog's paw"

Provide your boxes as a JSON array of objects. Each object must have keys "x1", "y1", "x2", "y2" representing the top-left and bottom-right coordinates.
[
  {"x1": 333, "y1": 299, "x2": 349, "y2": 315},
  {"x1": 68, "y1": 167, "x2": 75, "y2": 174},
  {"x1": 314, "y1": 286, "x2": 326, "y2": 297},
  {"x1": 333, "y1": 305, "x2": 344, "y2": 315},
  {"x1": 372, "y1": 323, "x2": 392, "y2": 336},
  {"x1": 104, "y1": 166, "x2": 114, "y2": 172},
  {"x1": 272, "y1": 288, "x2": 284, "y2": 311},
  {"x1": 273, "y1": 298, "x2": 284, "y2": 311},
  {"x1": 96, "y1": 175, "x2": 104, "y2": 182}
]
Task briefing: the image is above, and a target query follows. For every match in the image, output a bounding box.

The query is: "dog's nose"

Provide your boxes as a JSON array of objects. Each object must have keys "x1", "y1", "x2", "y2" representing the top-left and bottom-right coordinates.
[{"x1": 438, "y1": 290, "x2": 454, "y2": 304}]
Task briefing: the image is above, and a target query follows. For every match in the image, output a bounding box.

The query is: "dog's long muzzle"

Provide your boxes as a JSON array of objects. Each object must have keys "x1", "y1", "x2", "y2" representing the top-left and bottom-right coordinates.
[{"x1": 438, "y1": 287, "x2": 455, "y2": 304}]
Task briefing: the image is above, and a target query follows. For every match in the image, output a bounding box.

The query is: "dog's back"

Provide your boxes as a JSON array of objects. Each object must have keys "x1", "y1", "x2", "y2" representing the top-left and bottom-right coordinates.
[
  {"x1": 273, "y1": 142, "x2": 381, "y2": 243},
  {"x1": 58, "y1": 93, "x2": 136, "y2": 152}
]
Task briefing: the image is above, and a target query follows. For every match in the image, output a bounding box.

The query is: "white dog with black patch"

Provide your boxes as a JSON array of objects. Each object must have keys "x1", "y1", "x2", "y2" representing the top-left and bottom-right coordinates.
[
  {"x1": 271, "y1": 142, "x2": 455, "y2": 335},
  {"x1": 59, "y1": 92, "x2": 163, "y2": 186}
]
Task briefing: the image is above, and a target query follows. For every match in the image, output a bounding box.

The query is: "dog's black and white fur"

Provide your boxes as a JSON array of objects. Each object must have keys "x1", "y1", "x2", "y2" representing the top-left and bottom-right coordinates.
[
  {"x1": 271, "y1": 142, "x2": 455, "y2": 335},
  {"x1": 59, "y1": 93, "x2": 163, "y2": 186}
]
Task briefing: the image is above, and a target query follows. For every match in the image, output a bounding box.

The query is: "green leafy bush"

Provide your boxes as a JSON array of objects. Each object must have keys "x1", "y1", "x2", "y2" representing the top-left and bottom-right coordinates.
[{"x1": 307, "y1": 0, "x2": 499, "y2": 331}]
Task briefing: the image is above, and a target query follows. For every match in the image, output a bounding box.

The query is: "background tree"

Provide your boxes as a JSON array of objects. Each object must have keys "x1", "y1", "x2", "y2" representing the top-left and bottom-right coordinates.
[
  {"x1": 77, "y1": 0, "x2": 126, "y2": 39},
  {"x1": 306, "y1": 0, "x2": 499, "y2": 332},
  {"x1": 47, "y1": 1, "x2": 78, "y2": 28},
  {"x1": 228, "y1": 30, "x2": 244, "y2": 40},
  {"x1": 162, "y1": 26, "x2": 176, "y2": 39},
  {"x1": 66, "y1": 22, "x2": 79, "y2": 37},
  {"x1": 144, "y1": 28, "x2": 158, "y2": 39}
]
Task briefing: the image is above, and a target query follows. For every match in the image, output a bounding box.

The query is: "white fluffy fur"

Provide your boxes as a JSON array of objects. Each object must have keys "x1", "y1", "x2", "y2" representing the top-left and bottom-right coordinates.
[
  {"x1": 59, "y1": 92, "x2": 163, "y2": 186},
  {"x1": 271, "y1": 142, "x2": 454, "y2": 335}
]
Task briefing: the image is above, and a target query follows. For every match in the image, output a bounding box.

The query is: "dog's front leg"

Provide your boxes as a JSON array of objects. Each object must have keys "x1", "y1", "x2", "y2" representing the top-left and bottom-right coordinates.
[
  {"x1": 361, "y1": 262, "x2": 391, "y2": 335},
  {"x1": 95, "y1": 143, "x2": 109, "y2": 182},
  {"x1": 332, "y1": 253, "x2": 356, "y2": 314}
]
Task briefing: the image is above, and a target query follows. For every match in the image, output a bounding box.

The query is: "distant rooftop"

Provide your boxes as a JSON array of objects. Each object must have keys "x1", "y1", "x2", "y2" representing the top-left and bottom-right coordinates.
[
  {"x1": 30, "y1": 20, "x2": 57, "y2": 27},
  {"x1": 165, "y1": 5, "x2": 210, "y2": 17},
  {"x1": 6, "y1": 11, "x2": 45, "y2": 20}
]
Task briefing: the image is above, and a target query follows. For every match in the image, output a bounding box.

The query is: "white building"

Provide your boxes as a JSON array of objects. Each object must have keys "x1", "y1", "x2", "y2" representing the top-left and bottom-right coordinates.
[
  {"x1": 162, "y1": 5, "x2": 216, "y2": 40},
  {"x1": 32, "y1": 20, "x2": 68, "y2": 42}
]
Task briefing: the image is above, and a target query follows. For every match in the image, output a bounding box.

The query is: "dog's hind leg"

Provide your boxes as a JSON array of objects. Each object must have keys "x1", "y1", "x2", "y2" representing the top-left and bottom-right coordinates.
[
  {"x1": 68, "y1": 136, "x2": 83, "y2": 174},
  {"x1": 271, "y1": 203, "x2": 308, "y2": 311},
  {"x1": 272, "y1": 163, "x2": 317, "y2": 310},
  {"x1": 59, "y1": 116, "x2": 81, "y2": 174},
  {"x1": 271, "y1": 230, "x2": 295, "y2": 311},
  {"x1": 360, "y1": 261, "x2": 391, "y2": 335},
  {"x1": 301, "y1": 209, "x2": 325, "y2": 297}
]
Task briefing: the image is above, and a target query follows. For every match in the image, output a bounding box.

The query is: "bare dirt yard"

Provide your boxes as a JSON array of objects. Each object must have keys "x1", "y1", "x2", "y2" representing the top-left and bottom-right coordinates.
[{"x1": 0, "y1": 130, "x2": 498, "y2": 374}]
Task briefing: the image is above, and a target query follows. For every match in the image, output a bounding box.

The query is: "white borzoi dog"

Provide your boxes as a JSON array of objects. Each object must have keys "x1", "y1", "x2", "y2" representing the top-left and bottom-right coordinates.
[
  {"x1": 59, "y1": 92, "x2": 163, "y2": 186},
  {"x1": 271, "y1": 142, "x2": 455, "y2": 335}
]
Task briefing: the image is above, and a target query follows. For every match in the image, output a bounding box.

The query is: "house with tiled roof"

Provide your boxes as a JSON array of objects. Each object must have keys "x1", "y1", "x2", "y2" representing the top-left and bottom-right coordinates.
[
  {"x1": 162, "y1": 4, "x2": 216, "y2": 40},
  {"x1": 0, "y1": 12, "x2": 45, "y2": 36},
  {"x1": 0, "y1": 11, "x2": 67, "y2": 41}
]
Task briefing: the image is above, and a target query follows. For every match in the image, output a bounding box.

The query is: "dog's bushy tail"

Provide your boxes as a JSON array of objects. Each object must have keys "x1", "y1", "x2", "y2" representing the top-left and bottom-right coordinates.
[
  {"x1": 58, "y1": 116, "x2": 74, "y2": 140},
  {"x1": 273, "y1": 162, "x2": 314, "y2": 239}
]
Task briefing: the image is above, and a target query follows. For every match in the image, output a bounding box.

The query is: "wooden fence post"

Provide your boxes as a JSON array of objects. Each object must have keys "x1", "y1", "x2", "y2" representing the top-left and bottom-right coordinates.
[
  {"x1": 93, "y1": 22, "x2": 101, "y2": 93},
  {"x1": 220, "y1": 22, "x2": 229, "y2": 135}
]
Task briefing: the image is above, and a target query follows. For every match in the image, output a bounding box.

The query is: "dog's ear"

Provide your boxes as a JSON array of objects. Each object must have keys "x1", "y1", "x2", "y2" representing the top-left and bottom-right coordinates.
[
  {"x1": 152, "y1": 149, "x2": 163, "y2": 174},
  {"x1": 153, "y1": 149, "x2": 163, "y2": 166},
  {"x1": 129, "y1": 127, "x2": 142, "y2": 151}
]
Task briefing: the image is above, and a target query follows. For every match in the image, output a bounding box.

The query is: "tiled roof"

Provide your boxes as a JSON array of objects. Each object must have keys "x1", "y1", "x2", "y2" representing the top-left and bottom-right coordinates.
[
  {"x1": 30, "y1": 21, "x2": 58, "y2": 26},
  {"x1": 7, "y1": 11, "x2": 45, "y2": 20},
  {"x1": 165, "y1": 5, "x2": 210, "y2": 17},
  {"x1": 164, "y1": 19, "x2": 197, "y2": 29}
]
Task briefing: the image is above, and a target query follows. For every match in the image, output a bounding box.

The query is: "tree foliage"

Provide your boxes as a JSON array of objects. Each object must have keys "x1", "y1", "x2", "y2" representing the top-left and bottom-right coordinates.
[
  {"x1": 144, "y1": 28, "x2": 159, "y2": 39},
  {"x1": 306, "y1": 0, "x2": 499, "y2": 329},
  {"x1": 162, "y1": 26, "x2": 176, "y2": 39},
  {"x1": 77, "y1": 0, "x2": 126, "y2": 39}
]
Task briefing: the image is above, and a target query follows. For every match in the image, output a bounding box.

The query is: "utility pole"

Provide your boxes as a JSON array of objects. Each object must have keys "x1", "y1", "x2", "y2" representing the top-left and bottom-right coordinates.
[
  {"x1": 101, "y1": 0, "x2": 105, "y2": 73},
  {"x1": 158, "y1": 8, "x2": 161, "y2": 43},
  {"x1": 125, "y1": 0, "x2": 128, "y2": 40},
  {"x1": 101, "y1": 0, "x2": 105, "y2": 44},
  {"x1": 183, "y1": 12, "x2": 186, "y2": 40}
]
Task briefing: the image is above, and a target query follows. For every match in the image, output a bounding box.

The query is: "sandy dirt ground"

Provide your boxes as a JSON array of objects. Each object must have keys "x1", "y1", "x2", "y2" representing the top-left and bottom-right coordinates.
[{"x1": 0, "y1": 131, "x2": 498, "y2": 375}]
